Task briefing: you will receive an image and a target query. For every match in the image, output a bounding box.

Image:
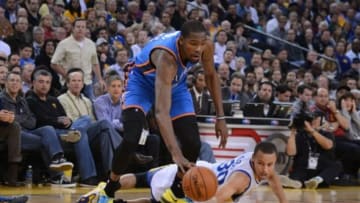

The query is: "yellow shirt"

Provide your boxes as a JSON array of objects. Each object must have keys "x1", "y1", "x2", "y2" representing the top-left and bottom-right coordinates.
[
  {"x1": 63, "y1": 10, "x2": 85, "y2": 23},
  {"x1": 57, "y1": 90, "x2": 95, "y2": 121},
  {"x1": 51, "y1": 35, "x2": 99, "y2": 85}
]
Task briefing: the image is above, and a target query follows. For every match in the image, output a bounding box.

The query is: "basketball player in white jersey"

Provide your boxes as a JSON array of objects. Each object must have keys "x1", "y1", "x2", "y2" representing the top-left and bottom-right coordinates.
[{"x1": 78, "y1": 142, "x2": 288, "y2": 203}]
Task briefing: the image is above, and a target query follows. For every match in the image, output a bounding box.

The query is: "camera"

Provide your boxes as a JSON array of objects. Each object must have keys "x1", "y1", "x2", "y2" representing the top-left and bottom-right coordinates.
[{"x1": 289, "y1": 111, "x2": 314, "y2": 129}]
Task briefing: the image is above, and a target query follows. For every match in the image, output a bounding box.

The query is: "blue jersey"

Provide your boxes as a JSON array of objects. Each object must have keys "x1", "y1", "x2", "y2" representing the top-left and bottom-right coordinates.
[
  {"x1": 131, "y1": 31, "x2": 196, "y2": 91},
  {"x1": 124, "y1": 31, "x2": 196, "y2": 118}
]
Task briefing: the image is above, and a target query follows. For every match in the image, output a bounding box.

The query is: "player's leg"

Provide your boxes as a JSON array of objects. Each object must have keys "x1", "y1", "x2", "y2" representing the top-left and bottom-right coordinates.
[
  {"x1": 166, "y1": 89, "x2": 201, "y2": 201},
  {"x1": 171, "y1": 88, "x2": 201, "y2": 163},
  {"x1": 104, "y1": 107, "x2": 147, "y2": 198}
]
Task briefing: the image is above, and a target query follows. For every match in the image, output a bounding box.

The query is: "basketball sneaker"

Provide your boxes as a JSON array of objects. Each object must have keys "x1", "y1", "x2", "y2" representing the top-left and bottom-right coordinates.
[
  {"x1": 77, "y1": 182, "x2": 107, "y2": 203},
  {"x1": 97, "y1": 189, "x2": 114, "y2": 203},
  {"x1": 177, "y1": 197, "x2": 193, "y2": 203},
  {"x1": 160, "y1": 189, "x2": 179, "y2": 203}
]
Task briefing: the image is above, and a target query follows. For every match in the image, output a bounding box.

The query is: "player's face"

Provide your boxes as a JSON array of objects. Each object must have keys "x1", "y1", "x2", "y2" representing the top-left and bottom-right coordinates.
[
  {"x1": 252, "y1": 151, "x2": 276, "y2": 181},
  {"x1": 180, "y1": 32, "x2": 207, "y2": 63}
]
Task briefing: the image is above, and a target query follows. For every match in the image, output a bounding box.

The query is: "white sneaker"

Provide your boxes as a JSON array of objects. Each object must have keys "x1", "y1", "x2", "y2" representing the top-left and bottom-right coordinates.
[
  {"x1": 279, "y1": 175, "x2": 302, "y2": 189},
  {"x1": 305, "y1": 177, "x2": 323, "y2": 189}
]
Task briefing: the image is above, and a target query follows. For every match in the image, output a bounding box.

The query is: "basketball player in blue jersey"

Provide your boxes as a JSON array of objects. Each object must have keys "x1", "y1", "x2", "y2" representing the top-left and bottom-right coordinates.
[
  {"x1": 79, "y1": 142, "x2": 288, "y2": 203},
  {"x1": 78, "y1": 20, "x2": 228, "y2": 203}
]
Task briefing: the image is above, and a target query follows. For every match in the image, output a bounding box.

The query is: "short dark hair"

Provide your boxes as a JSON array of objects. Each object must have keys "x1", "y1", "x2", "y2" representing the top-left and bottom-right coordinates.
[
  {"x1": 258, "y1": 81, "x2": 273, "y2": 90},
  {"x1": 194, "y1": 69, "x2": 204, "y2": 79},
  {"x1": 180, "y1": 20, "x2": 206, "y2": 38},
  {"x1": 32, "y1": 69, "x2": 52, "y2": 82},
  {"x1": 20, "y1": 43, "x2": 33, "y2": 50},
  {"x1": 254, "y1": 142, "x2": 278, "y2": 158},
  {"x1": 114, "y1": 48, "x2": 129, "y2": 57},
  {"x1": 276, "y1": 84, "x2": 292, "y2": 94},
  {"x1": 297, "y1": 84, "x2": 312, "y2": 94},
  {"x1": 338, "y1": 92, "x2": 356, "y2": 110},
  {"x1": 66, "y1": 68, "x2": 84, "y2": 83}
]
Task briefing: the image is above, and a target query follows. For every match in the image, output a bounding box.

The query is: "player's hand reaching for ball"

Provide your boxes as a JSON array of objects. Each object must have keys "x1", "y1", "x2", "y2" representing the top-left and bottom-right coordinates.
[{"x1": 172, "y1": 153, "x2": 194, "y2": 173}]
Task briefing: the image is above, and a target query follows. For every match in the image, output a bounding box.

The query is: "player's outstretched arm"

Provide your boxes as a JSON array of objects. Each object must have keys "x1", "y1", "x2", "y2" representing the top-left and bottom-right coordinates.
[
  {"x1": 151, "y1": 49, "x2": 192, "y2": 172},
  {"x1": 268, "y1": 173, "x2": 288, "y2": 203},
  {"x1": 215, "y1": 172, "x2": 250, "y2": 203},
  {"x1": 201, "y1": 39, "x2": 228, "y2": 149}
]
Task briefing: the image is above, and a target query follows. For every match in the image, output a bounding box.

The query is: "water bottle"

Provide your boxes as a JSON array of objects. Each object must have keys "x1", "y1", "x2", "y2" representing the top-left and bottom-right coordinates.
[{"x1": 25, "y1": 165, "x2": 33, "y2": 187}]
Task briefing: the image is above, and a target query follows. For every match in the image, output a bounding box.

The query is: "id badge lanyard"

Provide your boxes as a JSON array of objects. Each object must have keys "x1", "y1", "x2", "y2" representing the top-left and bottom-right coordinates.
[{"x1": 306, "y1": 137, "x2": 320, "y2": 170}]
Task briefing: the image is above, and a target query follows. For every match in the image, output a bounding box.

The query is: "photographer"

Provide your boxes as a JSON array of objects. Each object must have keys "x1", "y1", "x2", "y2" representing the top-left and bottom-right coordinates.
[{"x1": 286, "y1": 111, "x2": 342, "y2": 189}]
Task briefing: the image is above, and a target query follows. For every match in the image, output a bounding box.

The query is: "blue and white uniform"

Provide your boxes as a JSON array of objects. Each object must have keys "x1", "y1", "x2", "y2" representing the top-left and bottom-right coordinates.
[
  {"x1": 147, "y1": 152, "x2": 260, "y2": 202},
  {"x1": 124, "y1": 31, "x2": 197, "y2": 119}
]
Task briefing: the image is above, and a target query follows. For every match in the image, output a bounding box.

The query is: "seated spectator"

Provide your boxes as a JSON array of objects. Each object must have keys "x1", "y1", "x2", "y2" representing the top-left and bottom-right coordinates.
[
  {"x1": 271, "y1": 69, "x2": 283, "y2": 86},
  {"x1": 0, "y1": 65, "x2": 8, "y2": 91},
  {"x1": 333, "y1": 92, "x2": 360, "y2": 183},
  {"x1": 27, "y1": 69, "x2": 108, "y2": 185},
  {"x1": 34, "y1": 39, "x2": 62, "y2": 95},
  {"x1": 189, "y1": 70, "x2": 210, "y2": 115},
  {"x1": 108, "y1": 48, "x2": 129, "y2": 80},
  {"x1": 319, "y1": 45, "x2": 339, "y2": 80},
  {"x1": 0, "y1": 99, "x2": 22, "y2": 186},
  {"x1": 0, "y1": 72, "x2": 74, "y2": 187},
  {"x1": 19, "y1": 43, "x2": 35, "y2": 67},
  {"x1": 244, "y1": 71, "x2": 257, "y2": 98},
  {"x1": 275, "y1": 84, "x2": 293, "y2": 102},
  {"x1": 57, "y1": 68, "x2": 122, "y2": 183},
  {"x1": 291, "y1": 84, "x2": 314, "y2": 117},
  {"x1": 251, "y1": 81, "x2": 274, "y2": 116},
  {"x1": 96, "y1": 37, "x2": 114, "y2": 75},
  {"x1": 221, "y1": 72, "x2": 250, "y2": 109},
  {"x1": 21, "y1": 63, "x2": 34, "y2": 94},
  {"x1": 8, "y1": 53, "x2": 21, "y2": 67},
  {"x1": 63, "y1": 0, "x2": 84, "y2": 23},
  {"x1": 217, "y1": 63, "x2": 230, "y2": 87},
  {"x1": 286, "y1": 111, "x2": 342, "y2": 189},
  {"x1": 310, "y1": 88, "x2": 346, "y2": 133},
  {"x1": 335, "y1": 85, "x2": 351, "y2": 101},
  {"x1": 94, "y1": 72, "x2": 159, "y2": 169}
]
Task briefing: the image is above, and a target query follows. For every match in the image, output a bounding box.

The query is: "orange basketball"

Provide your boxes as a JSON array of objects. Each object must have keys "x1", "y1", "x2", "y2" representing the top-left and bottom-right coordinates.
[{"x1": 182, "y1": 166, "x2": 218, "y2": 201}]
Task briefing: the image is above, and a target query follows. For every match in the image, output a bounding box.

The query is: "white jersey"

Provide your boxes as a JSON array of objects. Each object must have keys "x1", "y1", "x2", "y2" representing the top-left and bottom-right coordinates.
[{"x1": 150, "y1": 152, "x2": 259, "y2": 202}]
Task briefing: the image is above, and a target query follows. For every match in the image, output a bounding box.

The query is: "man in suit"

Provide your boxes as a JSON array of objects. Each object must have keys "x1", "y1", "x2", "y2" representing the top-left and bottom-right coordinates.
[
  {"x1": 221, "y1": 72, "x2": 250, "y2": 110},
  {"x1": 189, "y1": 70, "x2": 210, "y2": 115}
]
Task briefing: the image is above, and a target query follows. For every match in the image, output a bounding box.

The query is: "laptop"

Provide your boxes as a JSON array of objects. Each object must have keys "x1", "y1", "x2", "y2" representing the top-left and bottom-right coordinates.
[
  {"x1": 269, "y1": 102, "x2": 293, "y2": 118},
  {"x1": 242, "y1": 103, "x2": 265, "y2": 117},
  {"x1": 208, "y1": 100, "x2": 234, "y2": 116}
]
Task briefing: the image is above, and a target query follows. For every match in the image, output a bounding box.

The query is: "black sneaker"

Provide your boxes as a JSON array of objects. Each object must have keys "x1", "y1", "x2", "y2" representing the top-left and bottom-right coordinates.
[
  {"x1": 51, "y1": 176, "x2": 77, "y2": 188},
  {"x1": 49, "y1": 157, "x2": 74, "y2": 171}
]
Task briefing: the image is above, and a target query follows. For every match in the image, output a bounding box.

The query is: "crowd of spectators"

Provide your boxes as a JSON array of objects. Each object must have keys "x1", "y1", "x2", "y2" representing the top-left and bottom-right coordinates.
[{"x1": 0, "y1": 0, "x2": 359, "y2": 189}]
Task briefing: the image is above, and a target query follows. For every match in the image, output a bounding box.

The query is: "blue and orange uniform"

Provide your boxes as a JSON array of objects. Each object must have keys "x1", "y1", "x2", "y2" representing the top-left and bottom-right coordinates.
[{"x1": 124, "y1": 31, "x2": 197, "y2": 118}]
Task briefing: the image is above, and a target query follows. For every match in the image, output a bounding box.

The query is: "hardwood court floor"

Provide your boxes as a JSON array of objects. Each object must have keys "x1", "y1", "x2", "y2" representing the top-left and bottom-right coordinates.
[{"x1": 1, "y1": 185, "x2": 360, "y2": 203}]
